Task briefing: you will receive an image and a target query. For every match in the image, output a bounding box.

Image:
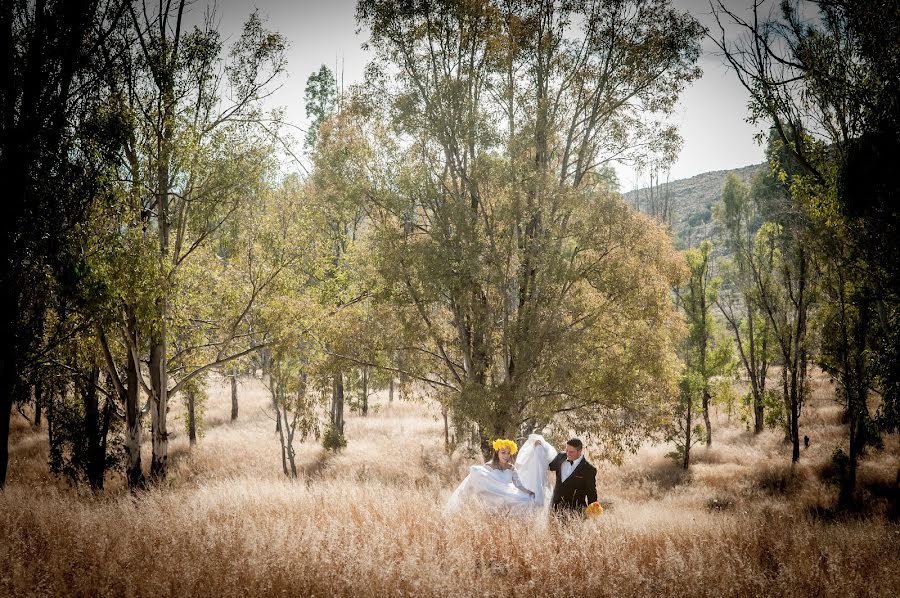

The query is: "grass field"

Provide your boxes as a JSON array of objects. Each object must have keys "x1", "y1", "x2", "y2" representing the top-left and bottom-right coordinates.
[{"x1": 2, "y1": 371, "x2": 899, "y2": 597}]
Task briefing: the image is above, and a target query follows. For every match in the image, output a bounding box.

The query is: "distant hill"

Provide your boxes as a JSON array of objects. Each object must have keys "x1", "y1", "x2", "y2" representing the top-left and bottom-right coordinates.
[{"x1": 622, "y1": 162, "x2": 767, "y2": 249}]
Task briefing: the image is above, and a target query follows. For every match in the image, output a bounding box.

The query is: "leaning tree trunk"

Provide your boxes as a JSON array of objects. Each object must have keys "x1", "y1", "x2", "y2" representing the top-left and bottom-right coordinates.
[
  {"x1": 271, "y1": 380, "x2": 288, "y2": 476},
  {"x1": 283, "y1": 409, "x2": 297, "y2": 478}
]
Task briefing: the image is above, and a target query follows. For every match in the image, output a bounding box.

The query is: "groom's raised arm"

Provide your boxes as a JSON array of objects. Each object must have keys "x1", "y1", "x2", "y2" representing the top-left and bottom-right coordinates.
[{"x1": 549, "y1": 452, "x2": 565, "y2": 471}]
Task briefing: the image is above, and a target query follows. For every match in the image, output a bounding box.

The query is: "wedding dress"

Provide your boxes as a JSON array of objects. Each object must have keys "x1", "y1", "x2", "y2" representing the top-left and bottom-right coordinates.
[{"x1": 445, "y1": 434, "x2": 557, "y2": 514}]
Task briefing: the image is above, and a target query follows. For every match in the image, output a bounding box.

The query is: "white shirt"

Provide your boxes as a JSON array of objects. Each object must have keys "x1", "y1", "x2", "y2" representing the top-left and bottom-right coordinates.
[{"x1": 561, "y1": 455, "x2": 583, "y2": 482}]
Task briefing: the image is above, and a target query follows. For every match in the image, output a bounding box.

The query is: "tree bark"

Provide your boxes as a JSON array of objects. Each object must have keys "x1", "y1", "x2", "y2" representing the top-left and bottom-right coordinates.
[
  {"x1": 149, "y1": 316, "x2": 169, "y2": 480},
  {"x1": 361, "y1": 366, "x2": 369, "y2": 416},
  {"x1": 702, "y1": 387, "x2": 712, "y2": 447},
  {"x1": 0, "y1": 361, "x2": 12, "y2": 488},
  {"x1": 683, "y1": 396, "x2": 692, "y2": 470},
  {"x1": 123, "y1": 316, "x2": 145, "y2": 489},
  {"x1": 272, "y1": 381, "x2": 288, "y2": 477},
  {"x1": 187, "y1": 387, "x2": 197, "y2": 446},
  {"x1": 284, "y1": 407, "x2": 297, "y2": 478},
  {"x1": 33, "y1": 380, "x2": 42, "y2": 428},
  {"x1": 331, "y1": 371, "x2": 344, "y2": 435},
  {"x1": 442, "y1": 404, "x2": 449, "y2": 451},
  {"x1": 230, "y1": 365, "x2": 238, "y2": 421},
  {"x1": 83, "y1": 366, "x2": 102, "y2": 489}
]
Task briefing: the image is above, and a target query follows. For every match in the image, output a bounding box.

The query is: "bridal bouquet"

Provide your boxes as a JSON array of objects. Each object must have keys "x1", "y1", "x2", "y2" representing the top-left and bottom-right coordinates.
[{"x1": 585, "y1": 502, "x2": 603, "y2": 518}]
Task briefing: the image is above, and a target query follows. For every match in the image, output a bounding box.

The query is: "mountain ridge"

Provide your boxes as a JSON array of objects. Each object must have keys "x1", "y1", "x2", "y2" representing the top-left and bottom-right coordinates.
[{"x1": 622, "y1": 162, "x2": 767, "y2": 248}]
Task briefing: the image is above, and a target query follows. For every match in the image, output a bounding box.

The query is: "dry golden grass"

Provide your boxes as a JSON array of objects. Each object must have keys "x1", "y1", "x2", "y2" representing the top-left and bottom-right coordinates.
[{"x1": 2, "y1": 373, "x2": 899, "y2": 597}]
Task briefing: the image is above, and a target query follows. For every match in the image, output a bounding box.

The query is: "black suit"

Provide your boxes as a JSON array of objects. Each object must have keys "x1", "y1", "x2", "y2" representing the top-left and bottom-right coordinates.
[{"x1": 549, "y1": 452, "x2": 598, "y2": 512}]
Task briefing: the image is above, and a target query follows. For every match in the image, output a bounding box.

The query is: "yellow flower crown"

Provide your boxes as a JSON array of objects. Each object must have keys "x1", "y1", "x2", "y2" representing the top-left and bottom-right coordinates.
[{"x1": 491, "y1": 438, "x2": 518, "y2": 455}]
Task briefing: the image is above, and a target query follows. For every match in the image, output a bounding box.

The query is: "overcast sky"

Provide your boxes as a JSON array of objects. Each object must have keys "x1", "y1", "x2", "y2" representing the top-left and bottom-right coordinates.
[{"x1": 211, "y1": 0, "x2": 766, "y2": 187}]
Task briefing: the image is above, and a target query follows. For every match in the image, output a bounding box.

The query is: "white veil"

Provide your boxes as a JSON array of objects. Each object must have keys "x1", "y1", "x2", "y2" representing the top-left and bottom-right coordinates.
[{"x1": 514, "y1": 433, "x2": 556, "y2": 507}]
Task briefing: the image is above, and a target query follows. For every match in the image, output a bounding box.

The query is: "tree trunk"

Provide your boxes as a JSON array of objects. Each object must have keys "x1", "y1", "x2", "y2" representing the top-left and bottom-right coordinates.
[
  {"x1": 272, "y1": 382, "x2": 288, "y2": 477},
  {"x1": 83, "y1": 366, "x2": 103, "y2": 490},
  {"x1": 753, "y1": 393, "x2": 764, "y2": 434},
  {"x1": 149, "y1": 317, "x2": 169, "y2": 480},
  {"x1": 33, "y1": 380, "x2": 42, "y2": 428},
  {"x1": 702, "y1": 387, "x2": 712, "y2": 447},
  {"x1": 790, "y1": 366, "x2": 801, "y2": 462},
  {"x1": 842, "y1": 294, "x2": 871, "y2": 506},
  {"x1": 397, "y1": 352, "x2": 407, "y2": 401},
  {"x1": 442, "y1": 404, "x2": 449, "y2": 451},
  {"x1": 123, "y1": 317, "x2": 145, "y2": 489},
  {"x1": 284, "y1": 409, "x2": 297, "y2": 478},
  {"x1": 683, "y1": 396, "x2": 692, "y2": 470},
  {"x1": 94, "y1": 397, "x2": 113, "y2": 491},
  {"x1": 361, "y1": 366, "x2": 369, "y2": 417},
  {"x1": 149, "y1": 36, "x2": 175, "y2": 481},
  {"x1": 388, "y1": 376, "x2": 394, "y2": 403},
  {"x1": 331, "y1": 370, "x2": 344, "y2": 435},
  {"x1": 187, "y1": 387, "x2": 197, "y2": 446},
  {"x1": 230, "y1": 364, "x2": 238, "y2": 421},
  {"x1": 746, "y1": 304, "x2": 765, "y2": 434},
  {"x1": 782, "y1": 365, "x2": 792, "y2": 442},
  {"x1": 0, "y1": 360, "x2": 12, "y2": 488}
]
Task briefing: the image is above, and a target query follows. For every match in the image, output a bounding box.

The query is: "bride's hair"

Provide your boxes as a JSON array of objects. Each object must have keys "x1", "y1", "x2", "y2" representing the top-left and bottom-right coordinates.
[{"x1": 488, "y1": 449, "x2": 515, "y2": 469}]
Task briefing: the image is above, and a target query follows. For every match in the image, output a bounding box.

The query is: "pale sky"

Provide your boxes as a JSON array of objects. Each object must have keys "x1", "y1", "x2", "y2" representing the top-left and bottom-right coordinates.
[{"x1": 211, "y1": 0, "x2": 766, "y2": 186}]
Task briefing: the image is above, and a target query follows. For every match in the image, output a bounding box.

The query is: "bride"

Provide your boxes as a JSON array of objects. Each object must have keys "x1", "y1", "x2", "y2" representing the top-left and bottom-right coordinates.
[{"x1": 445, "y1": 435, "x2": 556, "y2": 514}]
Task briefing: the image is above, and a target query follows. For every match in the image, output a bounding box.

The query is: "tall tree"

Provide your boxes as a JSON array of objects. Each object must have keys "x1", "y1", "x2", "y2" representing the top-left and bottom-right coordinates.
[
  {"x1": 304, "y1": 64, "x2": 337, "y2": 151},
  {"x1": 714, "y1": 173, "x2": 774, "y2": 434},
  {"x1": 358, "y1": 0, "x2": 701, "y2": 457},
  {"x1": 712, "y1": 0, "x2": 897, "y2": 485},
  {"x1": 674, "y1": 241, "x2": 733, "y2": 448},
  {"x1": 0, "y1": 0, "x2": 127, "y2": 487},
  {"x1": 105, "y1": 1, "x2": 286, "y2": 482}
]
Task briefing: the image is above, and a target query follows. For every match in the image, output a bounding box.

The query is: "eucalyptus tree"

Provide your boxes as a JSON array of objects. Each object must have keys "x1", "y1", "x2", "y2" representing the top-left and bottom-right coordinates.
[
  {"x1": 249, "y1": 174, "x2": 345, "y2": 468},
  {"x1": 357, "y1": 0, "x2": 702, "y2": 456},
  {"x1": 96, "y1": 1, "x2": 287, "y2": 483},
  {"x1": 674, "y1": 241, "x2": 734, "y2": 449},
  {"x1": 712, "y1": 0, "x2": 899, "y2": 492},
  {"x1": 714, "y1": 173, "x2": 774, "y2": 434},
  {"x1": 302, "y1": 70, "x2": 372, "y2": 445},
  {"x1": 0, "y1": 0, "x2": 128, "y2": 488}
]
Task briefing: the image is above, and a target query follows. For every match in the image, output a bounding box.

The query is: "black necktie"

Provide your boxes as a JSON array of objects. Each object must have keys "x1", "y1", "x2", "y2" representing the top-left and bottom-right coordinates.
[{"x1": 567, "y1": 459, "x2": 573, "y2": 465}]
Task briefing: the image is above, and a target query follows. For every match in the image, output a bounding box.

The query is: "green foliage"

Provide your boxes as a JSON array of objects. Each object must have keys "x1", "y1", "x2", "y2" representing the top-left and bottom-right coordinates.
[
  {"x1": 713, "y1": 1, "x2": 899, "y2": 478},
  {"x1": 304, "y1": 65, "x2": 337, "y2": 150},
  {"x1": 180, "y1": 377, "x2": 208, "y2": 441},
  {"x1": 712, "y1": 377, "x2": 739, "y2": 420},
  {"x1": 763, "y1": 389, "x2": 786, "y2": 431},
  {"x1": 665, "y1": 371, "x2": 706, "y2": 467},
  {"x1": 354, "y1": 0, "x2": 703, "y2": 460},
  {"x1": 322, "y1": 425, "x2": 347, "y2": 452}
]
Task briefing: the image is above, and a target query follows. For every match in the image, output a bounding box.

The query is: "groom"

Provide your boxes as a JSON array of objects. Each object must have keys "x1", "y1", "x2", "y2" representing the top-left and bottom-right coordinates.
[{"x1": 549, "y1": 438, "x2": 597, "y2": 513}]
